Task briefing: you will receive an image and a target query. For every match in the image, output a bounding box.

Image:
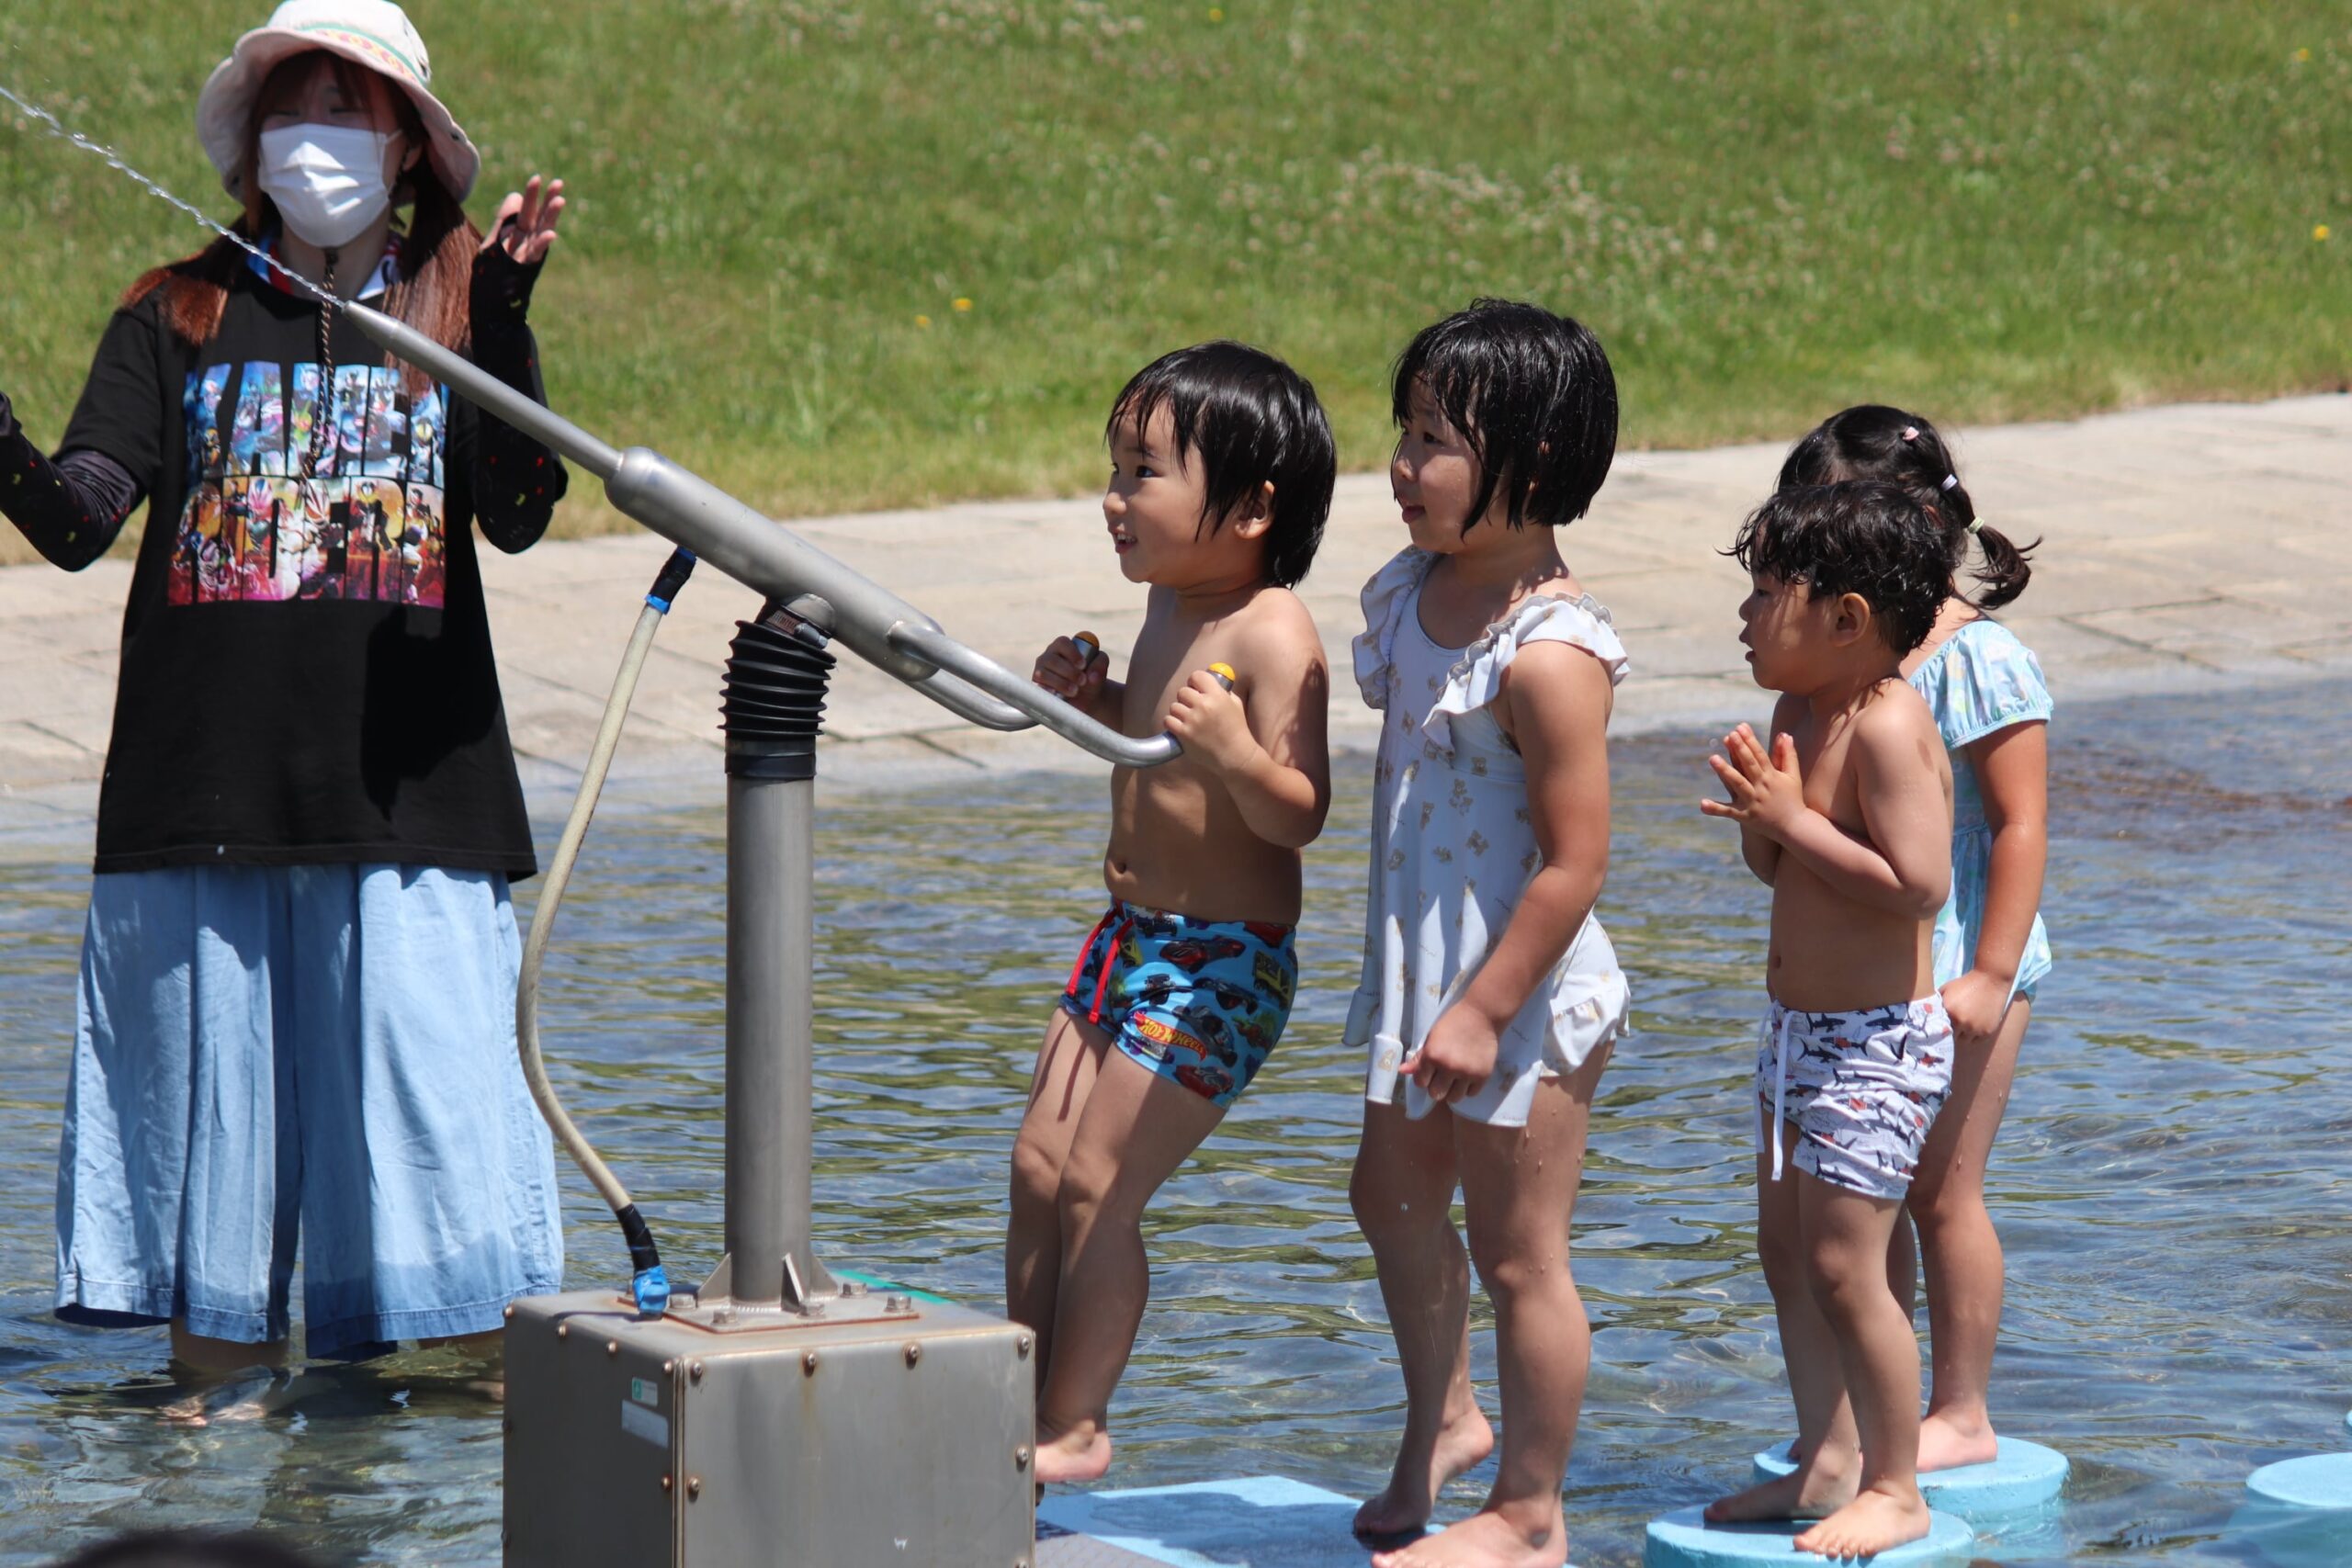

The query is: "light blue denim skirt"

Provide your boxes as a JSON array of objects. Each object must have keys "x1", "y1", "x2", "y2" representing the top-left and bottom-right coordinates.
[{"x1": 54, "y1": 864, "x2": 564, "y2": 1357}]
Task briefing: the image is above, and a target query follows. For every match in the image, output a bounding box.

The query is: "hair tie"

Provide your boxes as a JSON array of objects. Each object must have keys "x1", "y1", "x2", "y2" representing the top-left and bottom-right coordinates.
[
  {"x1": 1900, "y1": 426, "x2": 1919, "y2": 443},
  {"x1": 1939, "y1": 473, "x2": 1959, "y2": 491},
  {"x1": 1966, "y1": 519, "x2": 1984, "y2": 536}
]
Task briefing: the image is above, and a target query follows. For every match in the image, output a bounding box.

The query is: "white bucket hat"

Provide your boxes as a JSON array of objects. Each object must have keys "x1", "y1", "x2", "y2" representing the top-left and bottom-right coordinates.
[{"x1": 196, "y1": 0, "x2": 479, "y2": 204}]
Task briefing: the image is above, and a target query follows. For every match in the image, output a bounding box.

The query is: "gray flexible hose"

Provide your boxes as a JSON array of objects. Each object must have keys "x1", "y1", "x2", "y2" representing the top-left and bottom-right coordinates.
[
  {"x1": 514, "y1": 547, "x2": 696, "y2": 1314},
  {"x1": 516, "y1": 601, "x2": 662, "y2": 1217}
]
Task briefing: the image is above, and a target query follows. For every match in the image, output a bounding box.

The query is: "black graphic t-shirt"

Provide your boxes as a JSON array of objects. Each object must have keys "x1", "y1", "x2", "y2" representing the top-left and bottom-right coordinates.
[{"x1": 57, "y1": 249, "x2": 567, "y2": 875}]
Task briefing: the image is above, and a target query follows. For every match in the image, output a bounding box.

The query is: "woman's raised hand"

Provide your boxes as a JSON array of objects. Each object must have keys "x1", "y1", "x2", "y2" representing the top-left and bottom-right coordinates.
[{"x1": 481, "y1": 175, "x2": 566, "y2": 265}]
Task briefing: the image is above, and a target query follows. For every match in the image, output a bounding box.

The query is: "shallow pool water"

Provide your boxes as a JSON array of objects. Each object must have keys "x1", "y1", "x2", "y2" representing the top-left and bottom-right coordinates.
[{"x1": 0, "y1": 677, "x2": 2346, "y2": 1566}]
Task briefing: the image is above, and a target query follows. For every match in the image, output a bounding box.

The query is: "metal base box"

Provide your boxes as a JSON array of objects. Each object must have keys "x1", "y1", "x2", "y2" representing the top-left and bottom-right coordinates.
[{"x1": 504, "y1": 1290, "x2": 1036, "y2": 1567}]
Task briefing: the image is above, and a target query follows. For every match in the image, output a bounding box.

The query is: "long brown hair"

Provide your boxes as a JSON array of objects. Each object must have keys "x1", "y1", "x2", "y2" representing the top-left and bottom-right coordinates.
[{"x1": 123, "y1": 51, "x2": 478, "y2": 393}]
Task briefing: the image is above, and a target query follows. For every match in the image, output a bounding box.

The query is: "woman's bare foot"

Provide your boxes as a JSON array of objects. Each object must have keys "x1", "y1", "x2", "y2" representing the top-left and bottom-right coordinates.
[
  {"x1": 1791, "y1": 1486, "x2": 1931, "y2": 1558},
  {"x1": 1033, "y1": 1421, "x2": 1114, "y2": 1484},
  {"x1": 159, "y1": 1390, "x2": 271, "y2": 1427},
  {"x1": 1916, "y1": 1409, "x2": 1998, "y2": 1472},
  {"x1": 1703, "y1": 1450, "x2": 1858, "y2": 1525},
  {"x1": 1353, "y1": 1405, "x2": 1497, "y2": 1540},
  {"x1": 158, "y1": 1372, "x2": 284, "y2": 1427},
  {"x1": 1370, "y1": 1503, "x2": 1566, "y2": 1568}
]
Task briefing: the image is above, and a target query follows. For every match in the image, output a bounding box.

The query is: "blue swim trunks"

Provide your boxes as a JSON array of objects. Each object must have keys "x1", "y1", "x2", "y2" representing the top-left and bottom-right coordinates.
[{"x1": 1059, "y1": 900, "x2": 1297, "y2": 1108}]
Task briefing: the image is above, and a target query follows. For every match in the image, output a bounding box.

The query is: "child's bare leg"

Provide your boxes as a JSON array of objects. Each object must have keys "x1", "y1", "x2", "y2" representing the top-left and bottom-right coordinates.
[
  {"x1": 1371, "y1": 1048, "x2": 1610, "y2": 1568},
  {"x1": 1706, "y1": 1142, "x2": 1863, "y2": 1524},
  {"x1": 1886, "y1": 1207, "x2": 1918, "y2": 1323},
  {"x1": 1007, "y1": 1009, "x2": 1114, "y2": 1385},
  {"x1": 1790, "y1": 1214, "x2": 1914, "y2": 1472},
  {"x1": 1032, "y1": 1051, "x2": 1225, "y2": 1484},
  {"x1": 1790, "y1": 1212, "x2": 1909, "y2": 1470},
  {"x1": 1790, "y1": 1175, "x2": 1931, "y2": 1559},
  {"x1": 1350, "y1": 1098, "x2": 1487, "y2": 1541},
  {"x1": 1909, "y1": 996, "x2": 2027, "y2": 1472}
]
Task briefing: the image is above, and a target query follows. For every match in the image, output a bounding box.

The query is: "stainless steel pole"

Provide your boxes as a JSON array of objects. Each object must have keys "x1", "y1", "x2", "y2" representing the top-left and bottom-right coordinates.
[
  {"x1": 701, "y1": 609, "x2": 839, "y2": 1314},
  {"x1": 723, "y1": 768, "x2": 829, "y2": 1308}
]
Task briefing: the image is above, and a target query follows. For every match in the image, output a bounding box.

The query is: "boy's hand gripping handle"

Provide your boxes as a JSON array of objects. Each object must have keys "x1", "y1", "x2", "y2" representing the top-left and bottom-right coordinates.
[
  {"x1": 1069, "y1": 633, "x2": 1235, "y2": 755},
  {"x1": 1071, "y1": 631, "x2": 1235, "y2": 692}
]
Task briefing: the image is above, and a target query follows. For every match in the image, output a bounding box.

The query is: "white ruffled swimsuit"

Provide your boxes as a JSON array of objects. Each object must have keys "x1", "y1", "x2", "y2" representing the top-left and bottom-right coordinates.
[{"x1": 1344, "y1": 547, "x2": 1633, "y2": 1127}]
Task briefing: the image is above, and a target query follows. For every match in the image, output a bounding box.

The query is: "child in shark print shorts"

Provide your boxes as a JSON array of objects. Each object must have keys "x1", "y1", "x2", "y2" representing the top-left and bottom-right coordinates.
[{"x1": 1756, "y1": 996, "x2": 1953, "y2": 1200}]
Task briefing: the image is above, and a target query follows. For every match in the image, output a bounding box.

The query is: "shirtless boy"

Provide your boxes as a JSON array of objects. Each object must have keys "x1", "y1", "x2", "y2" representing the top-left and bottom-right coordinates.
[
  {"x1": 1699, "y1": 480, "x2": 1958, "y2": 1558},
  {"x1": 1011, "y1": 342, "x2": 1336, "y2": 1485}
]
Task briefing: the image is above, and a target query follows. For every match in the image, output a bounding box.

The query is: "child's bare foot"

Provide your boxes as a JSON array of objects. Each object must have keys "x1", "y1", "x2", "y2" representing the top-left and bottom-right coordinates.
[
  {"x1": 1353, "y1": 1406, "x2": 1497, "y2": 1540},
  {"x1": 1033, "y1": 1421, "x2": 1114, "y2": 1484},
  {"x1": 1369, "y1": 1503, "x2": 1566, "y2": 1568},
  {"x1": 1791, "y1": 1486, "x2": 1931, "y2": 1559},
  {"x1": 1916, "y1": 1410, "x2": 1998, "y2": 1472},
  {"x1": 1703, "y1": 1450, "x2": 1858, "y2": 1525}
]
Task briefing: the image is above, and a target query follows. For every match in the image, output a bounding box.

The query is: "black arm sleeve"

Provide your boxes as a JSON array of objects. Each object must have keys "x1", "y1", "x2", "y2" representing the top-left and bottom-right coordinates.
[
  {"x1": 465, "y1": 245, "x2": 570, "y2": 556},
  {"x1": 0, "y1": 390, "x2": 146, "y2": 571}
]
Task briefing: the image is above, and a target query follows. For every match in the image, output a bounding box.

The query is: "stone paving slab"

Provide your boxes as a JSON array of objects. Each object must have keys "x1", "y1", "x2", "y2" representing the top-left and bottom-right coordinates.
[{"x1": 3, "y1": 393, "x2": 2348, "y2": 861}]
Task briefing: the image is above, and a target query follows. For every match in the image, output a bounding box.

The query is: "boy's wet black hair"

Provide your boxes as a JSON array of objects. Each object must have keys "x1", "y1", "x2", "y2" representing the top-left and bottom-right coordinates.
[
  {"x1": 1390, "y1": 299, "x2": 1617, "y2": 533},
  {"x1": 1730, "y1": 480, "x2": 1949, "y2": 655},
  {"x1": 1777, "y1": 404, "x2": 2036, "y2": 611},
  {"x1": 1107, "y1": 342, "x2": 1337, "y2": 589}
]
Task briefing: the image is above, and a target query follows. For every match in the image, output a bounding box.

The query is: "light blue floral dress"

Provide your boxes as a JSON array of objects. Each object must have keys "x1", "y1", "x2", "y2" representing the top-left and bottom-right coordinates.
[{"x1": 1906, "y1": 618, "x2": 2053, "y2": 1001}]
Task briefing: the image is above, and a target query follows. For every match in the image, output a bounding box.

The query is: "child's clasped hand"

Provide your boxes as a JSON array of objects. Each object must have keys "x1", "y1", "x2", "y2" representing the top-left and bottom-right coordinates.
[{"x1": 1702, "y1": 722, "x2": 1805, "y2": 835}]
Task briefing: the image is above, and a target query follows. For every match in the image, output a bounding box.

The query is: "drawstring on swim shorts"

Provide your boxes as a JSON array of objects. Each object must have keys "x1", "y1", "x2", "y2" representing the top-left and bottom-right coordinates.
[
  {"x1": 1066, "y1": 906, "x2": 1136, "y2": 1025},
  {"x1": 1769, "y1": 1010, "x2": 1787, "y2": 1184}
]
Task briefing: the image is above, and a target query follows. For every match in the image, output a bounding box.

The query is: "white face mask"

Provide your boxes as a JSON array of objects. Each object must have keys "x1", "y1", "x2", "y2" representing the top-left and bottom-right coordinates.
[{"x1": 257, "y1": 122, "x2": 393, "y2": 251}]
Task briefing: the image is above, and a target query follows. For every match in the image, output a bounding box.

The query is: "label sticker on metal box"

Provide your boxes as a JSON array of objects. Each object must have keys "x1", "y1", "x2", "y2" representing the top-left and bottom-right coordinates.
[
  {"x1": 619, "y1": 1399, "x2": 669, "y2": 1448},
  {"x1": 629, "y1": 1377, "x2": 660, "y2": 1407}
]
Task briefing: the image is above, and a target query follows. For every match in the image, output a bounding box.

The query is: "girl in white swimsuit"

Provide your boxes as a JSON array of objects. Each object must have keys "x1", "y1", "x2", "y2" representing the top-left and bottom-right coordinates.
[{"x1": 1345, "y1": 300, "x2": 1630, "y2": 1568}]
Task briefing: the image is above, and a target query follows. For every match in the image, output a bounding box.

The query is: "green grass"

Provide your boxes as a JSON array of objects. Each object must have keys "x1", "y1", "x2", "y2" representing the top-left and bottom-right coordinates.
[{"x1": 4, "y1": 0, "x2": 2347, "y2": 566}]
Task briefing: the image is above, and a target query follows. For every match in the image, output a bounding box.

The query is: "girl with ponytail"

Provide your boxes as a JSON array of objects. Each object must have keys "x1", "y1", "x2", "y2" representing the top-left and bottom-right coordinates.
[{"x1": 1776, "y1": 405, "x2": 2052, "y2": 1472}]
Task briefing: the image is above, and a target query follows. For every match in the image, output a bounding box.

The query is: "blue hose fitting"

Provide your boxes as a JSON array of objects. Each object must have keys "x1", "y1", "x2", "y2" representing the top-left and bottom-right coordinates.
[
  {"x1": 645, "y1": 547, "x2": 697, "y2": 614},
  {"x1": 616, "y1": 1201, "x2": 670, "y2": 1319}
]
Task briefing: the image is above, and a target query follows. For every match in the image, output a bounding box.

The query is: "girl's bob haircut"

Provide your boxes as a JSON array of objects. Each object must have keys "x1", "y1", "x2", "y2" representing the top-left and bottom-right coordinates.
[{"x1": 1392, "y1": 298, "x2": 1618, "y2": 534}]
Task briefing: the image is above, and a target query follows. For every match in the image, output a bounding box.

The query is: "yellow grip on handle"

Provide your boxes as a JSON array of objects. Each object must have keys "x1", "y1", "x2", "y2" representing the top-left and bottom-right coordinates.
[
  {"x1": 1071, "y1": 630, "x2": 1102, "y2": 663},
  {"x1": 1207, "y1": 662, "x2": 1237, "y2": 690}
]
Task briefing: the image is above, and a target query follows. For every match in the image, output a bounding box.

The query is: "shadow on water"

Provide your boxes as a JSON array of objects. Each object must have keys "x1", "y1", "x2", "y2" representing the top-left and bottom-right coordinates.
[{"x1": 0, "y1": 677, "x2": 2346, "y2": 1565}]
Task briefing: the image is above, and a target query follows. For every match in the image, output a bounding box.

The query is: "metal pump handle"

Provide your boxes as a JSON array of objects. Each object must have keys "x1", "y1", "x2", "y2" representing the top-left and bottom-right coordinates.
[{"x1": 340, "y1": 301, "x2": 1180, "y2": 771}]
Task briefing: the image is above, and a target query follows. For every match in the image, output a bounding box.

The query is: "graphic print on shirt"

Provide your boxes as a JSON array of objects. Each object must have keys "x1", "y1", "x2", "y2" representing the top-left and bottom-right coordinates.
[{"x1": 170, "y1": 361, "x2": 449, "y2": 608}]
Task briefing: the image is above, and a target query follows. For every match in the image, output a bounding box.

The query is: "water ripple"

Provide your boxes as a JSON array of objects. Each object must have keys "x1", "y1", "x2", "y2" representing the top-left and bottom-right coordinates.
[{"x1": 0, "y1": 679, "x2": 2345, "y2": 1565}]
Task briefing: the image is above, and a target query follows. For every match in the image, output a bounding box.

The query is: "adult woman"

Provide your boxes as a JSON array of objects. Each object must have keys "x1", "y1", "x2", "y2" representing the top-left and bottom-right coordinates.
[{"x1": 1, "y1": 0, "x2": 572, "y2": 1374}]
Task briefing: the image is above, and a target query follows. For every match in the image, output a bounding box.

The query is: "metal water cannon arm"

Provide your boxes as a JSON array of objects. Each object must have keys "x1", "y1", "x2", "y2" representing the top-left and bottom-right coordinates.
[
  {"x1": 888, "y1": 622, "x2": 1182, "y2": 767},
  {"x1": 342, "y1": 299, "x2": 624, "y2": 480},
  {"x1": 341, "y1": 299, "x2": 1173, "y2": 771}
]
